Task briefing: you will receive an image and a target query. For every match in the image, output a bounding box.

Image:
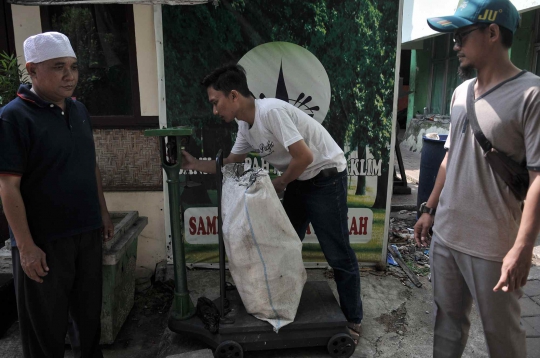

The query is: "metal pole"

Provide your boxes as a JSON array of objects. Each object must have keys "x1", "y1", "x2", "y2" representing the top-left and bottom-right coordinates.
[
  {"x1": 216, "y1": 150, "x2": 226, "y2": 317},
  {"x1": 144, "y1": 127, "x2": 194, "y2": 321},
  {"x1": 163, "y1": 135, "x2": 194, "y2": 320}
]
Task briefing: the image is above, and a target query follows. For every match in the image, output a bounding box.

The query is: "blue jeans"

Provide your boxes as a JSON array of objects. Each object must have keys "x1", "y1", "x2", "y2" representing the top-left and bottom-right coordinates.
[{"x1": 283, "y1": 170, "x2": 363, "y2": 323}]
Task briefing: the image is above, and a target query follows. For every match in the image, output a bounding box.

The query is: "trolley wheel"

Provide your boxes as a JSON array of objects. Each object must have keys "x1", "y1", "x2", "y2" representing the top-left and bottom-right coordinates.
[
  {"x1": 214, "y1": 340, "x2": 243, "y2": 358},
  {"x1": 327, "y1": 333, "x2": 355, "y2": 358}
]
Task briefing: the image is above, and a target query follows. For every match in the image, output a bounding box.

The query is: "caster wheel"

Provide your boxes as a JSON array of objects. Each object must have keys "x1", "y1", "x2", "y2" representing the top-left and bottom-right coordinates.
[
  {"x1": 327, "y1": 333, "x2": 355, "y2": 358},
  {"x1": 214, "y1": 340, "x2": 243, "y2": 358}
]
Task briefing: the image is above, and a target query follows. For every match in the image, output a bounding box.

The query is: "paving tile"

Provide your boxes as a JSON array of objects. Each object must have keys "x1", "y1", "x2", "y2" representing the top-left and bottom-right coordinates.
[
  {"x1": 531, "y1": 295, "x2": 540, "y2": 306},
  {"x1": 524, "y1": 280, "x2": 540, "y2": 297},
  {"x1": 526, "y1": 338, "x2": 540, "y2": 358},
  {"x1": 529, "y1": 266, "x2": 540, "y2": 281},
  {"x1": 522, "y1": 317, "x2": 540, "y2": 337},
  {"x1": 520, "y1": 297, "x2": 540, "y2": 316}
]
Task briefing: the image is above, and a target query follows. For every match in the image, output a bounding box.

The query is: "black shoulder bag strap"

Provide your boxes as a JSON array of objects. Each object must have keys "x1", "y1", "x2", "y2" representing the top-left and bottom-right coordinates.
[
  {"x1": 466, "y1": 80, "x2": 492, "y2": 152},
  {"x1": 466, "y1": 70, "x2": 527, "y2": 150},
  {"x1": 466, "y1": 78, "x2": 530, "y2": 201}
]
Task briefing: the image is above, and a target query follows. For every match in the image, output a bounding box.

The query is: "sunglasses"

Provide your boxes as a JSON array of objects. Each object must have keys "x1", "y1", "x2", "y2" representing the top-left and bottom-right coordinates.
[{"x1": 453, "y1": 26, "x2": 486, "y2": 46}]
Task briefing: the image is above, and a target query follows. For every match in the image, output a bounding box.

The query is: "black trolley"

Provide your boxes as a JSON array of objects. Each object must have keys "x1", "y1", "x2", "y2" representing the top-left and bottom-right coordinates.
[{"x1": 168, "y1": 149, "x2": 356, "y2": 358}]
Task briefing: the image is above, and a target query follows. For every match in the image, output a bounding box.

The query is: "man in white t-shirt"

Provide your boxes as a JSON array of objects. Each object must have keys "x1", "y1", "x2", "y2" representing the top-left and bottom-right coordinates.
[
  {"x1": 414, "y1": 1, "x2": 540, "y2": 357},
  {"x1": 182, "y1": 64, "x2": 363, "y2": 344}
]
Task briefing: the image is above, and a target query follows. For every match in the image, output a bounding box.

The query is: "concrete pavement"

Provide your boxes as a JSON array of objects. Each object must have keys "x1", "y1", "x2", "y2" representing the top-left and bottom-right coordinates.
[
  {"x1": 522, "y1": 267, "x2": 540, "y2": 353},
  {"x1": 398, "y1": 141, "x2": 421, "y2": 185}
]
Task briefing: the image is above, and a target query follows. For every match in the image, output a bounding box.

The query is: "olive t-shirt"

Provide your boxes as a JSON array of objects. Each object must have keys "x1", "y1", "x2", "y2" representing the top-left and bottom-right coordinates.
[{"x1": 434, "y1": 71, "x2": 540, "y2": 262}]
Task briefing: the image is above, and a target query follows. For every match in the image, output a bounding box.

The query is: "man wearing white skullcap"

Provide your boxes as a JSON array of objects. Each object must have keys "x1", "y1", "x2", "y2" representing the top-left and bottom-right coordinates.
[
  {"x1": 0, "y1": 31, "x2": 113, "y2": 357},
  {"x1": 23, "y1": 31, "x2": 77, "y2": 64}
]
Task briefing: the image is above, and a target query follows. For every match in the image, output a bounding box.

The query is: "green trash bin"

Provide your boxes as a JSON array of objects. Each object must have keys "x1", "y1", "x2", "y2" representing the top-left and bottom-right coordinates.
[{"x1": 100, "y1": 211, "x2": 148, "y2": 344}]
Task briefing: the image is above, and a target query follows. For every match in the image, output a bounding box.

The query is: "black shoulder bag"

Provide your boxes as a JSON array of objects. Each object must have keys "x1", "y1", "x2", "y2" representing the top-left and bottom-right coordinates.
[{"x1": 466, "y1": 80, "x2": 530, "y2": 201}]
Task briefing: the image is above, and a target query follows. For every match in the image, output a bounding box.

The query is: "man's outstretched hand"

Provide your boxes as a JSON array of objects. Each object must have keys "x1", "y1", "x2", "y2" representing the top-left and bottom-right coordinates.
[
  {"x1": 102, "y1": 211, "x2": 114, "y2": 242},
  {"x1": 182, "y1": 150, "x2": 198, "y2": 170},
  {"x1": 272, "y1": 177, "x2": 287, "y2": 194},
  {"x1": 414, "y1": 213, "x2": 433, "y2": 248},
  {"x1": 19, "y1": 243, "x2": 48, "y2": 283},
  {"x1": 493, "y1": 244, "x2": 533, "y2": 293}
]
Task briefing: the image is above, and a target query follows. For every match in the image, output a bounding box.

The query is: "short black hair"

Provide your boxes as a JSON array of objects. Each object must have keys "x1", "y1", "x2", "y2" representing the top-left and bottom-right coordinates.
[
  {"x1": 477, "y1": 23, "x2": 514, "y2": 48},
  {"x1": 201, "y1": 64, "x2": 252, "y2": 97},
  {"x1": 499, "y1": 25, "x2": 514, "y2": 48}
]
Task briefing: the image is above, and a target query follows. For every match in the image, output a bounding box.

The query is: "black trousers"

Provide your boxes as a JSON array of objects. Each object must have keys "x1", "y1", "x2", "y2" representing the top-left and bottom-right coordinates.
[{"x1": 12, "y1": 229, "x2": 103, "y2": 358}]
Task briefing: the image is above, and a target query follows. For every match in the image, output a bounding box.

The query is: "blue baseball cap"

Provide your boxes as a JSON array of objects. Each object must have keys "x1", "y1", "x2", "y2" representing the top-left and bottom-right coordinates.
[{"x1": 427, "y1": 0, "x2": 520, "y2": 33}]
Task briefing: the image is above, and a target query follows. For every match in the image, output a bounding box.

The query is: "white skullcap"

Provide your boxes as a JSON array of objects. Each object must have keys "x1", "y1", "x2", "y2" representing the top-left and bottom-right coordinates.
[{"x1": 23, "y1": 32, "x2": 76, "y2": 64}]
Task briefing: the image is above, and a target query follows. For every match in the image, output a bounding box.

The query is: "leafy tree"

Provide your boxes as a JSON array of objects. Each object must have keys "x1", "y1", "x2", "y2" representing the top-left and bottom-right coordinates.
[
  {"x1": 0, "y1": 51, "x2": 29, "y2": 211},
  {"x1": 50, "y1": 5, "x2": 132, "y2": 115},
  {"x1": 163, "y1": 0, "x2": 399, "y2": 204},
  {"x1": 0, "y1": 52, "x2": 29, "y2": 106}
]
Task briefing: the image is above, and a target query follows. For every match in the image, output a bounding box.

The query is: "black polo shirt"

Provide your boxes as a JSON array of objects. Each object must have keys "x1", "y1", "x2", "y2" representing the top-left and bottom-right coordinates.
[{"x1": 0, "y1": 85, "x2": 102, "y2": 246}]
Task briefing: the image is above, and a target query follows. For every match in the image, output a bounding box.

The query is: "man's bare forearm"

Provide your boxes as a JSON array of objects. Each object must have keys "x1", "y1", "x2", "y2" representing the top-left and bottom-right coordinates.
[
  {"x1": 185, "y1": 152, "x2": 247, "y2": 174},
  {"x1": 514, "y1": 171, "x2": 540, "y2": 249},
  {"x1": 0, "y1": 179, "x2": 34, "y2": 249},
  {"x1": 95, "y1": 165, "x2": 109, "y2": 214},
  {"x1": 192, "y1": 159, "x2": 218, "y2": 174},
  {"x1": 414, "y1": 153, "x2": 448, "y2": 246},
  {"x1": 493, "y1": 171, "x2": 540, "y2": 292},
  {"x1": 275, "y1": 156, "x2": 311, "y2": 186},
  {"x1": 426, "y1": 153, "x2": 448, "y2": 208},
  {"x1": 274, "y1": 140, "x2": 313, "y2": 186}
]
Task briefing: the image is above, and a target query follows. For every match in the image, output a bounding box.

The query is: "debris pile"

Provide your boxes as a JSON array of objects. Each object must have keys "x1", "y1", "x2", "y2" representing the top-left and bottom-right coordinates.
[
  {"x1": 134, "y1": 279, "x2": 175, "y2": 316},
  {"x1": 375, "y1": 302, "x2": 408, "y2": 334},
  {"x1": 388, "y1": 210, "x2": 431, "y2": 286}
]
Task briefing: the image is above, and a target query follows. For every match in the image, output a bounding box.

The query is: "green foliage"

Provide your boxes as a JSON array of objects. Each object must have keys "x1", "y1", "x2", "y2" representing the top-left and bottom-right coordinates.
[
  {"x1": 163, "y1": 0, "x2": 399, "y2": 160},
  {"x1": 0, "y1": 51, "x2": 28, "y2": 209},
  {"x1": 52, "y1": 7, "x2": 98, "y2": 106},
  {"x1": 50, "y1": 5, "x2": 132, "y2": 115},
  {"x1": 405, "y1": 259, "x2": 431, "y2": 276},
  {"x1": 307, "y1": 0, "x2": 398, "y2": 167},
  {"x1": 0, "y1": 52, "x2": 29, "y2": 106}
]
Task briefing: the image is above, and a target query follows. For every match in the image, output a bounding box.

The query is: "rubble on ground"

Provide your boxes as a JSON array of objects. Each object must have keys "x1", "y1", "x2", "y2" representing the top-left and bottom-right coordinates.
[
  {"x1": 134, "y1": 279, "x2": 175, "y2": 316},
  {"x1": 375, "y1": 302, "x2": 408, "y2": 334},
  {"x1": 388, "y1": 210, "x2": 430, "y2": 280}
]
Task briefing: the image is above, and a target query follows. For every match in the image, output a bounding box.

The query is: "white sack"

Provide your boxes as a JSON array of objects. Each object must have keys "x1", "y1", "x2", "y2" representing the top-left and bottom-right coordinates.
[{"x1": 221, "y1": 164, "x2": 307, "y2": 332}]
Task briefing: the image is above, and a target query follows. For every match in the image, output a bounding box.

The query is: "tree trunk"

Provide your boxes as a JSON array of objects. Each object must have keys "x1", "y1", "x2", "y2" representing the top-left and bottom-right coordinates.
[
  {"x1": 355, "y1": 146, "x2": 367, "y2": 195},
  {"x1": 371, "y1": 168, "x2": 389, "y2": 209}
]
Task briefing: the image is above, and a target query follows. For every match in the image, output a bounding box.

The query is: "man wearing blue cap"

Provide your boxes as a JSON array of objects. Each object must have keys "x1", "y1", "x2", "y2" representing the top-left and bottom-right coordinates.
[
  {"x1": 0, "y1": 32, "x2": 113, "y2": 357},
  {"x1": 414, "y1": 0, "x2": 540, "y2": 357}
]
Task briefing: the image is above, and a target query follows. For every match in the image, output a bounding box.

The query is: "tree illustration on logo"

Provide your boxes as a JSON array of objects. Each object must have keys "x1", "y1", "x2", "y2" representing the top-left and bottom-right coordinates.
[{"x1": 258, "y1": 61, "x2": 320, "y2": 118}]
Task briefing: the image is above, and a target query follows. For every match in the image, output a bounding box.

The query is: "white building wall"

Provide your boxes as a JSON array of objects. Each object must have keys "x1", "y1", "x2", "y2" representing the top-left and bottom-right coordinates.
[
  {"x1": 107, "y1": 6, "x2": 163, "y2": 270},
  {"x1": 11, "y1": 5, "x2": 42, "y2": 70},
  {"x1": 402, "y1": 0, "x2": 540, "y2": 44},
  {"x1": 133, "y1": 5, "x2": 159, "y2": 116}
]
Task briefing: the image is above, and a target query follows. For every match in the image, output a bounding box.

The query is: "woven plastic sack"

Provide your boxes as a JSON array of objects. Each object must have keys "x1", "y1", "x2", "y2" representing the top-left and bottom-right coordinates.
[{"x1": 221, "y1": 163, "x2": 307, "y2": 332}]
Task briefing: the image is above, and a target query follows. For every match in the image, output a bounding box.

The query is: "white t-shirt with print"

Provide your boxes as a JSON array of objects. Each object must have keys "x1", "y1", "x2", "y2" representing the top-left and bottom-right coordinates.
[{"x1": 231, "y1": 98, "x2": 346, "y2": 181}]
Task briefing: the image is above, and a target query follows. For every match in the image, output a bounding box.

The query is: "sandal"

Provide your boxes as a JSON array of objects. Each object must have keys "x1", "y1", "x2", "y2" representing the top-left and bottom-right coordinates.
[{"x1": 347, "y1": 322, "x2": 362, "y2": 346}]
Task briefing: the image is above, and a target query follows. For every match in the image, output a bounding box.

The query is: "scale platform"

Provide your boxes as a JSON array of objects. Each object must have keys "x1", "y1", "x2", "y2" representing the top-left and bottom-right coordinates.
[{"x1": 169, "y1": 281, "x2": 354, "y2": 357}]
